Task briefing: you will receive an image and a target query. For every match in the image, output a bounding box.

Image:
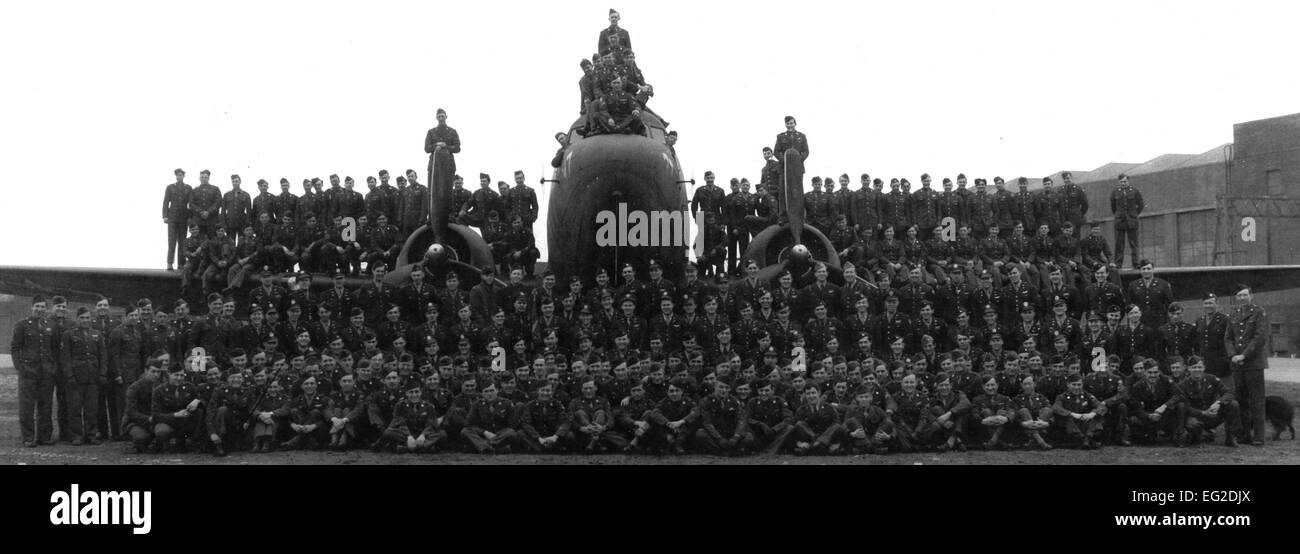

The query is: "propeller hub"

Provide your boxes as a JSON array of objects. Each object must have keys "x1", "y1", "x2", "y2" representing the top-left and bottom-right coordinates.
[
  {"x1": 790, "y1": 244, "x2": 812, "y2": 264},
  {"x1": 425, "y1": 243, "x2": 449, "y2": 265}
]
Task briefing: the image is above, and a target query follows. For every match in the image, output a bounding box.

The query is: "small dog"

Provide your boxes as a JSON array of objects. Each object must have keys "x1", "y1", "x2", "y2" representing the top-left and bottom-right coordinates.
[{"x1": 1265, "y1": 396, "x2": 1295, "y2": 440}]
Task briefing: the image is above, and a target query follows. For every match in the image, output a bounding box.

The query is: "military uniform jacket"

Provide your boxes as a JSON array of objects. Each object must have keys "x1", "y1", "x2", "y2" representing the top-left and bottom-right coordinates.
[
  {"x1": 520, "y1": 398, "x2": 570, "y2": 437},
  {"x1": 1226, "y1": 304, "x2": 1268, "y2": 371},
  {"x1": 424, "y1": 124, "x2": 462, "y2": 173},
  {"x1": 941, "y1": 190, "x2": 968, "y2": 226},
  {"x1": 911, "y1": 188, "x2": 940, "y2": 228},
  {"x1": 11, "y1": 315, "x2": 57, "y2": 376},
  {"x1": 969, "y1": 192, "x2": 995, "y2": 229},
  {"x1": 773, "y1": 131, "x2": 809, "y2": 162},
  {"x1": 1128, "y1": 375, "x2": 1183, "y2": 412},
  {"x1": 151, "y1": 381, "x2": 199, "y2": 425},
  {"x1": 1053, "y1": 391, "x2": 1102, "y2": 416},
  {"x1": 1013, "y1": 392, "x2": 1052, "y2": 417},
  {"x1": 188, "y1": 183, "x2": 222, "y2": 226},
  {"x1": 1194, "y1": 311, "x2": 1230, "y2": 374},
  {"x1": 399, "y1": 184, "x2": 429, "y2": 229},
  {"x1": 853, "y1": 188, "x2": 883, "y2": 231},
  {"x1": 794, "y1": 401, "x2": 840, "y2": 432},
  {"x1": 1060, "y1": 183, "x2": 1088, "y2": 220},
  {"x1": 277, "y1": 191, "x2": 299, "y2": 221},
  {"x1": 882, "y1": 191, "x2": 910, "y2": 228},
  {"x1": 1035, "y1": 189, "x2": 1062, "y2": 229},
  {"x1": 356, "y1": 281, "x2": 398, "y2": 325},
  {"x1": 1011, "y1": 191, "x2": 1036, "y2": 231},
  {"x1": 207, "y1": 384, "x2": 254, "y2": 426},
  {"x1": 62, "y1": 327, "x2": 107, "y2": 384},
  {"x1": 1114, "y1": 323, "x2": 1159, "y2": 367},
  {"x1": 993, "y1": 189, "x2": 1015, "y2": 229},
  {"x1": 122, "y1": 377, "x2": 156, "y2": 431},
  {"x1": 691, "y1": 184, "x2": 726, "y2": 219},
  {"x1": 1083, "y1": 371, "x2": 1127, "y2": 406},
  {"x1": 1081, "y1": 236, "x2": 1113, "y2": 268},
  {"x1": 467, "y1": 398, "x2": 516, "y2": 433},
  {"x1": 700, "y1": 394, "x2": 748, "y2": 437},
  {"x1": 221, "y1": 189, "x2": 252, "y2": 229},
  {"x1": 1178, "y1": 374, "x2": 1230, "y2": 410},
  {"x1": 1159, "y1": 321, "x2": 1197, "y2": 361},
  {"x1": 746, "y1": 396, "x2": 793, "y2": 427},
  {"x1": 108, "y1": 323, "x2": 145, "y2": 383},
  {"x1": 1110, "y1": 185, "x2": 1144, "y2": 229},
  {"x1": 972, "y1": 393, "x2": 1014, "y2": 417},
  {"x1": 651, "y1": 397, "x2": 698, "y2": 425},
  {"x1": 367, "y1": 388, "x2": 403, "y2": 427},
  {"x1": 389, "y1": 399, "x2": 439, "y2": 436},
  {"x1": 163, "y1": 182, "x2": 193, "y2": 222},
  {"x1": 253, "y1": 192, "x2": 279, "y2": 222},
  {"x1": 1127, "y1": 278, "x2": 1173, "y2": 327}
]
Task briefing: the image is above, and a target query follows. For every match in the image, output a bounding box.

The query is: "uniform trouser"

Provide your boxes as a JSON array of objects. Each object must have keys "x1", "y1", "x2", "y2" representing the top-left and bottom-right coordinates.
[
  {"x1": 167, "y1": 222, "x2": 187, "y2": 268},
  {"x1": 645, "y1": 422, "x2": 693, "y2": 451},
  {"x1": 209, "y1": 407, "x2": 251, "y2": 446},
  {"x1": 574, "y1": 428, "x2": 630, "y2": 450},
  {"x1": 976, "y1": 409, "x2": 1015, "y2": 443},
  {"x1": 17, "y1": 370, "x2": 55, "y2": 444},
  {"x1": 917, "y1": 225, "x2": 936, "y2": 242},
  {"x1": 925, "y1": 410, "x2": 969, "y2": 443},
  {"x1": 693, "y1": 428, "x2": 755, "y2": 454},
  {"x1": 96, "y1": 381, "x2": 122, "y2": 439},
  {"x1": 727, "y1": 225, "x2": 750, "y2": 274},
  {"x1": 125, "y1": 423, "x2": 153, "y2": 450},
  {"x1": 226, "y1": 226, "x2": 245, "y2": 245},
  {"x1": 1034, "y1": 263, "x2": 1055, "y2": 290},
  {"x1": 380, "y1": 427, "x2": 447, "y2": 451},
  {"x1": 521, "y1": 430, "x2": 575, "y2": 453},
  {"x1": 253, "y1": 419, "x2": 283, "y2": 440},
  {"x1": 750, "y1": 422, "x2": 795, "y2": 455},
  {"x1": 66, "y1": 381, "x2": 99, "y2": 442},
  {"x1": 794, "y1": 422, "x2": 846, "y2": 448},
  {"x1": 1114, "y1": 226, "x2": 1139, "y2": 267},
  {"x1": 54, "y1": 371, "x2": 71, "y2": 439},
  {"x1": 201, "y1": 263, "x2": 229, "y2": 292},
  {"x1": 363, "y1": 248, "x2": 400, "y2": 272},
  {"x1": 265, "y1": 249, "x2": 298, "y2": 273},
  {"x1": 1233, "y1": 369, "x2": 1267, "y2": 442},
  {"x1": 1186, "y1": 401, "x2": 1242, "y2": 437},
  {"x1": 893, "y1": 418, "x2": 934, "y2": 449},
  {"x1": 1059, "y1": 415, "x2": 1104, "y2": 438},
  {"x1": 506, "y1": 248, "x2": 540, "y2": 277},
  {"x1": 228, "y1": 260, "x2": 265, "y2": 289},
  {"x1": 925, "y1": 263, "x2": 949, "y2": 285},
  {"x1": 847, "y1": 417, "x2": 896, "y2": 451},
  {"x1": 461, "y1": 427, "x2": 522, "y2": 452},
  {"x1": 1101, "y1": 400, "x2": 1129, "y2": 441},
  {"x1": 1130, "y1": 404, "x2": 1187, "y2": 441},
  {"x1": 155, "y1": 418, "x2": 196, "y2": 446}
]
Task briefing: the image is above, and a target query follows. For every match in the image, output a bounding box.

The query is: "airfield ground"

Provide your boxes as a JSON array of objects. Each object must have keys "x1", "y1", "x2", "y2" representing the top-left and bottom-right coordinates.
[{"x1": 1, "y1": 360, "x2": 1297, "y2": 465}]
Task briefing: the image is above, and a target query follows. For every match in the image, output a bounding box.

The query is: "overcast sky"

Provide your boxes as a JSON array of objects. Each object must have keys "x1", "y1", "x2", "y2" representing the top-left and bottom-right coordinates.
[{"x1": 2, "y1": 0, "x2": 1296, "y2": 269}]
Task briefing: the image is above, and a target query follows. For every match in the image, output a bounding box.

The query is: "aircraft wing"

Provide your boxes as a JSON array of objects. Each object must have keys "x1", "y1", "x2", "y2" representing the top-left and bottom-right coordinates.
[
  {"x1": 0, "y1": 266, "x2": 183, "y2": 304},
  {"x1": 1117, "y1": 265, "x2": 1300, "y2": 301}
]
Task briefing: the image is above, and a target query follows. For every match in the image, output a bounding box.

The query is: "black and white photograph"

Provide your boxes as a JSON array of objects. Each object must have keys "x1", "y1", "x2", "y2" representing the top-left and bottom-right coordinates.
[{"x1": 1, "y1": 0, "x2": 1297, "y2": 537}]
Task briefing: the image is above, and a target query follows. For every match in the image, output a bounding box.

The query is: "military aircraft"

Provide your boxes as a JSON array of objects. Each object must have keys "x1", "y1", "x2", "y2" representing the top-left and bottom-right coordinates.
[{"x1": 544, "y1": 112, "x2": 688, "y2": 282}]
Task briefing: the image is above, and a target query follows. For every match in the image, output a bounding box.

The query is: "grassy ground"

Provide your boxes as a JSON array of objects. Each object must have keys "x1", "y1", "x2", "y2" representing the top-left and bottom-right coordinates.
[{"x1": 1, "y1": 374, "x2": 1295, "y2": 465}]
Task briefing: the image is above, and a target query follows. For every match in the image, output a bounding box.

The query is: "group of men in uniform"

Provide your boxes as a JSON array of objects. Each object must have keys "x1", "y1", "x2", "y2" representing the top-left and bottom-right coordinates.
[
  {"x1": 11, "y1": 243, "x2": 1273, "y2": 454},
  {"x1": 695, "y1": 142, "x2": 1147, "y2": 283},
  {"x1": 575, "y1": 9, "x2": 667, "y2": 137}
]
